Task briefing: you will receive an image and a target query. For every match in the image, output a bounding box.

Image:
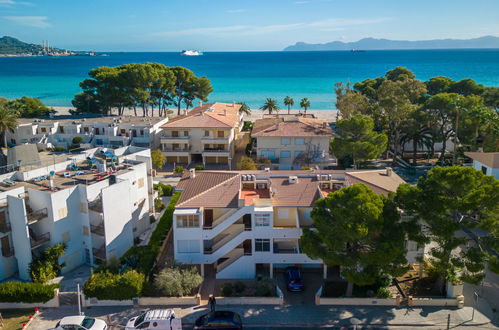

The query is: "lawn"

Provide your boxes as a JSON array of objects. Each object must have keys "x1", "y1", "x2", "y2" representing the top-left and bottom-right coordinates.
[{"x1": 0, "y1": 309, "x2": 35, "y2": 330}]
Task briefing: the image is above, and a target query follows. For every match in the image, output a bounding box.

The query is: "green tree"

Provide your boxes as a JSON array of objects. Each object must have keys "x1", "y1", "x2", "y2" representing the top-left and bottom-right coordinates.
[
  {"x1": 426, "y1": 76, "x2": 454, "y2": 95},
  {"x1": 335, "y1": 90, "x2": 369, "y2": 120},
  {"x1": 284, "y1": 96, "x2": 294, "y2": 114},
  {"x1": 7, "y1": 97, "x2": 53, "y2": 118},
  {"x1": 237, "y1": 102, "x2": 251, "y2": 116},
  {"x1": 151, "y1": 149, "x2": 166, "y2": 169},
  {"x1": 237, "y1": 155, "x2": 257, "y2": 170},
  {"x1": 260, "y1": 98, "x2": 279, "y2": 115},
  {"x1": 0, "y1": 103, "x2": 18, "y2": 147},
  {"x1": 482, "y1": 87, "x2": 499, "y2": 110},
  {"x1": 395, "y1": 166, "x2": 499, "y2": 291},
  {"x1": 398, "y1": 110, "x2": 434, "y2": 165},
  {"x1": 302, "y1": 184, "x2": 413, "y2": 296},
  {"x1": 385, "y1": 66, "x2": 416, "y2": 81},
  {"x1": 170, "y1": 66, "x2": 213, "y2": 115},
  {"x1": 29, "y1": 244, "x2": 66, "y2": 283},
  {"x1": 449, "y1": 78, "x2": 484, "y2": 96},
  {"x1": 299, "y1": 97, "x2": 311, "y2": 116},
  {"x1": 331, "y1": 115, "x2": 387, "y2": 168}
]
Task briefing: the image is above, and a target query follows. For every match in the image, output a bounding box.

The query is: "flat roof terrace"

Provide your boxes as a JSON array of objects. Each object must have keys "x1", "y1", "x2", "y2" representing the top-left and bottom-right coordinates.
[{"x1": 240, "y1": 189, "x2": 270, "y2": 206}]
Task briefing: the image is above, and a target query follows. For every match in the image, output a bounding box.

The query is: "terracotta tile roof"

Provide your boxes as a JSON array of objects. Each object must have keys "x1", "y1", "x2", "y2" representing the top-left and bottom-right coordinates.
[
  {"x1": 269, "y1": 177, "x2": 322, "y2": 207},
  {"x1": 464, "y1": 152, "x2": 499, "y2": 168},
  {"x1": 251, "y1": 117, "x2": 334, "y2": 137},
  {"x1": 345, "y1": 169, "x2": 405, "y2": 196},
  {"x1": 162, "y1": 102, "x2": 241, "y2": 129}
]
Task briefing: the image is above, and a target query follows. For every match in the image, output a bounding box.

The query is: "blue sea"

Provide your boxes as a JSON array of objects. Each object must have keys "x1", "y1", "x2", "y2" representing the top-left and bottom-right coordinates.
[{"x1": 0, "y1": 49, "x2": 498, "y2": 110}]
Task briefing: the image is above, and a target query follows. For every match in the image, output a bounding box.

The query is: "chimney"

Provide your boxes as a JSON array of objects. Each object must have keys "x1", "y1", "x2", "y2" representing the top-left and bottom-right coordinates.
[
  {"x1": 288, "y1": 176, "x2": 298, "y2": 184},
  {"x1": 386, "y1": 167, "x2": 392, "y2": 177},
  {"x1": 199, "y1": 101, "x2": 203, "y2": 107},
  {"x1": 189, "y1": 168, "x2": 196, "y2": 179}
]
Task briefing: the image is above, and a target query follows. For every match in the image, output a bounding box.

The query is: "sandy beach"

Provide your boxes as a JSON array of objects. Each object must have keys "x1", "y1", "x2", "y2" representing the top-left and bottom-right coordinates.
[{"x1": 50, "y1": 106, "x2": 341, "y2": 122}]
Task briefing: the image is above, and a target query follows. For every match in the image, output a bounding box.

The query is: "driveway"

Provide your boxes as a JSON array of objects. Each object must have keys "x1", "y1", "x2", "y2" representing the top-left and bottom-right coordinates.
[{"x1": 275, "y1": 269, "x2": 323, "y2": 305}]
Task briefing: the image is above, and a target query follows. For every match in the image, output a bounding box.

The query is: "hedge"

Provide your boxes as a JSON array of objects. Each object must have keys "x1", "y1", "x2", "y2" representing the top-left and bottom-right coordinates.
[
  {"x1": 153, "y1": 183, "x2": 173, "y2": 197},
  {"x1": 0, "y1": 282, "x2": 59, "y2": 303},
  {"x1": 83, "y1": 270, "x2": 145, "y2": 300}
]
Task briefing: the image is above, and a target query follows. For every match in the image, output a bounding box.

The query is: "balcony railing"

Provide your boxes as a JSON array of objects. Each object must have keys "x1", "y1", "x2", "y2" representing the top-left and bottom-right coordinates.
[
  {"x1": 1, "y1": 246, "x2": 14, "y2": 257},
  {"x1": 162, "y1": 148, "x2": 190, "y2": 152},
  {"x1": 88, "y1": 197, "x2": 103, "y2": 213},
  {"x1": 203, "y1": 148, "x2": 229, "y2": 153},
  {"x1": 26, "y1": 207, "x2": 48, "y2": 224},
  {"x1": 30, "y1": 232, "x2": 50, "y2": 249},
  {"x1": 0, "y1": 221, "x2": 11, "y2": 233},
  {"x1": 90, "y1": 223, "x2": 105, "y2": 236},
  {"x1": 93, "y1": 247, "x2": 106, "y2": 261}
]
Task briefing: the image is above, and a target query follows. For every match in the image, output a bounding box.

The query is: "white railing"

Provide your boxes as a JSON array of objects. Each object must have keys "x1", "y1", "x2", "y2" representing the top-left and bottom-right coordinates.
[
  {"x1": 203, "y1": 230, "x2": 252, "y2": 264},
  {"x1": 211, "y1": 224, "x2": 244, "y2": 253},
  {"x1": 203, "y1": 206, "x2": 252, "y2": 239},
  {"x1": 210, "y1": 209, "x2": 238, "y2": 228}
]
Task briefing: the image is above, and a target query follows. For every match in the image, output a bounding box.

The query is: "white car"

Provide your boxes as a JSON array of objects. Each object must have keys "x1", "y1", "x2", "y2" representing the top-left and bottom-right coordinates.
[
  {"x1": 55, "y1": 316, "x2": 107, "y2": 330},
  {"x1": 126, "y1": 309, "x2": 182, "y2": 330}
]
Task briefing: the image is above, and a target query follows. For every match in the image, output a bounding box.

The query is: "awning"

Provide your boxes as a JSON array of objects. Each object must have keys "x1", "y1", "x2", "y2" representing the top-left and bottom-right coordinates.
[
  {"x1": 173, "y1": 208, "x2": 200, "y2": 215},
  {"x1": 254, "y1": 206, "x2": 273, "y2": 212}
]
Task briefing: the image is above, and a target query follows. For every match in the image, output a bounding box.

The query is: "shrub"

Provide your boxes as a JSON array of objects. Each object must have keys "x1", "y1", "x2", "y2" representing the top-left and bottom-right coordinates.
[
  {"x1": 237, "y1": 155, "x2": 257, "y2": 170},
  {"x1": 161, "y1": 184, "x2": 173, "y2": 196},
  {"x1": 120, "y1": 246, "x2": 156, "y2": 275},
  {"x1": 242, "y1": 121, "x2": 253, "y2": 131},
  {"x1": 150, "y1": 215, "x2": 156, "y2": 224},
  {"x1": 221, "y1": 283, "x2": 234, "y2": 297},
  {"x1": 255, "y1": 278, "x2": 274, "y2": 297},
  {"x1": 376, "y1": 287, "x2": 392, "y2": 298},
  {"x1": 151, "y1": 149, "x2": 166, "y2": 169},
  {"x1": 174, "y1": 166, "x2": 184, "y2": 174},
  {"x1": 72, "y1": 136, "x2": 83, "y2": 144},
  {"x1": 83, "y1": 270, "x2": 145, "y2": 300},
  {"x1": 29, "y1": 244, "x2": 66, "y2": 283},
  {"x1": 0, "y1": 282, "x2": 59, "y2": 303},
  {"x1": 195, "y1": 165, "x2": 205, "y2": 170},
  {"x1": 234, "y1": 281, "x2": 246, "y2": 294},
  {"x1": 154, "y1": 266, "x2": 203, "y2": 297},
  {"x1": 149, "y1": 192, "x2": 180, "y2": 250},
  {"x1": 154, "y1": 198, "x2": 164, "y2": 211},
  {"x1": 300, "y1": 166, "x2": 312, "y2": 170},
  {"x1": 54, "y1": 146, "x2": 64, "y2": 152}
]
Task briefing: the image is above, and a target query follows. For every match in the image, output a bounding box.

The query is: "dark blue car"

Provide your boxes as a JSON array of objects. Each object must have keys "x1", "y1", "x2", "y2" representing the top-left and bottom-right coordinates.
[
  {"x1": 286, "y1": 267, "x2": 304, "y2": 292},
  {"x1": 194, "y1": 311, "x2": 243, "y2": 329}
]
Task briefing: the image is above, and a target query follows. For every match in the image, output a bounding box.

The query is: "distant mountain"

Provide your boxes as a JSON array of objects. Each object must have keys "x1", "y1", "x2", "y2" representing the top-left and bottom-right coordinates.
[
  {"x1": 0, "y1": 36, "x2": 67, "y2": 55},
  {"x1": 284, "y1": 36, "x2": 499, "y2": 51}
]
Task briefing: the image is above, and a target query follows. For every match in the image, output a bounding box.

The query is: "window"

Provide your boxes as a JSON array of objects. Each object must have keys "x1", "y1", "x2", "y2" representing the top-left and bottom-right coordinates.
[
  {"x1": 62, "y1": 231, "x2": 71, "y2": 243},
  {"x1": 80, "y1": 203, "x2": 88, "y2": 213},
  {"x1": 95, "y1": 128, "x2": 100, "y2": 135},
  {"x1": 295, "y1": 138, "x2": 304, "y2": 145},
  {"x1": 177, "y1": 214, "x2": 200, "y2": 228},
  {"x1": 120, "y1": 129, "x2": 126, "y2": 135},
  {"x1": 205, "y1": 130, "x2": 210, "y2": 137},
  {"x1": 82, "y1": 226, "x2": 89, "y2": 236},
  {"x1": 481, "y1": 166, "x2": 488, "y2": 175},
  {"x1": 281, "y1": 151, "x2": 291, "y2": 159},
  {"x1": 172, "y1": 131, "x2": 179, "y2": 137},
  {"x1": 177, "y1": 240, "x2": 200, "y2": 253},
  {"x1": 281, "y1": 138, "x2": 290, "y2": 145},
  {"x1": 184, "y1": 131, "x2": 189, "y2": 136},
  {"x1": 138, "y1": 177, "x2": 145, "y2": 188},
  {"x1": 217, "y1": 131, "x2": 224, "y2": 138},
  {"x1": 255, "y1": 239, "x2": 270, "y2": 252},
  {"x1": 41, "y1": 127, "x2": 47, "y2": 133},
  {"x1": 140, "y1": 130, "x2": 144, "y2": 136},
  {"x1": 295, "y1": 151, "x2": 303, "y2": 158},
  {"x1": 261, "y1": 151, "x2": 275, "y2": 160},
  {"x1": 59, "y1": 126, "x2": 64, "y2": 133},
  {"x1": 83, "y1": 127, "x2": 89, "y2": 133},
  {"x1": 255, "y1": 213, "x2": 270, "y2": 226}
]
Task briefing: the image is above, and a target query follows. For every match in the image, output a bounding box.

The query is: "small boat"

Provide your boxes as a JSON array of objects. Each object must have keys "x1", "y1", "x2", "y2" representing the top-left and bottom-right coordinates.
[{"x1": 181, "y1": 50, "x2": 203, "y2": 56}]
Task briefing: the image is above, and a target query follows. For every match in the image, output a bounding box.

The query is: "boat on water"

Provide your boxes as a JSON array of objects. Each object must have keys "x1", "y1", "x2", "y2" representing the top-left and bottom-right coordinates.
[{"x1": 181, "y1": 50, "x2": 203, "y2": 56}]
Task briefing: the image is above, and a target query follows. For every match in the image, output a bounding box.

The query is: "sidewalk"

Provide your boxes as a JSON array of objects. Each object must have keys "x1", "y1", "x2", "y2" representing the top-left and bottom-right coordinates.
[{"x1": 29, "y1": 304, "x2": 497, "y2": 329}]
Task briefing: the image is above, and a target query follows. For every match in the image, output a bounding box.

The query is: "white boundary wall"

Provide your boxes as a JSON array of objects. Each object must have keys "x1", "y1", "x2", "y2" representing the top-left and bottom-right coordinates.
[{"x1": 0, "y1": 289, "x2": 59, "y2": 309}]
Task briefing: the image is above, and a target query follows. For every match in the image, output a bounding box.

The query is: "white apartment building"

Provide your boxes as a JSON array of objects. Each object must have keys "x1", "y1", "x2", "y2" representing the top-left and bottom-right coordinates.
[
  {"x1": 160, "y1": 102, "x2": 243, "y2": 166},
  {"x1": 0, "y1": 146, "x2": 154, "y2": 281},
  {"x1": 251, "y1": 116, "x2": 335, "y2": 170},
  {"x1": 7, "y1": 115, "x2": 168, "y2": 151},
  {"x1": 465, "y1": 152, "x2": 499, "y2": 179},
  {"x1": 172, "y1": 168, "x2": 424, "y2": 279}
]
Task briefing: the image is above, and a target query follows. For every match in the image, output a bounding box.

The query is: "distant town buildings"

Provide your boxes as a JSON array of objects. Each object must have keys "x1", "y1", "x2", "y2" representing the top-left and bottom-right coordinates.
[
  {"x1": 160, "y1": 102, "x2": 243, "y2": 166},
  {"x1": 0, "y1": 146, "x2": 154, "y2": 281}
]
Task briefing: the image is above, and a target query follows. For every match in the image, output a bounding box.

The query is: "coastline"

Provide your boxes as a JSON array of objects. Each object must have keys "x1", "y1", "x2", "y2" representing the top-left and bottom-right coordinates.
[{"x1": 49, "y1": 106, "x2": 341, "y2": 122}]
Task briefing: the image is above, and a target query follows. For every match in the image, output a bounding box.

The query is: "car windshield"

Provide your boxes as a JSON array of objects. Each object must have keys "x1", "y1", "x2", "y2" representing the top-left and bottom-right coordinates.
[
  {"x1": 81, "y1": 317, "x2": 95, "y2": 328},
  {"x1": 134, "y1": 313, "x2": 146, "y2": 327}
]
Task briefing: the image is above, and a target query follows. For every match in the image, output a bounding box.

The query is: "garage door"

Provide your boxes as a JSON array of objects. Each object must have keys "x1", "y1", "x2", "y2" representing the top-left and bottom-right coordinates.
[
  {"x1": 166, "y1": 156, "x2": 177, "y2": 163},
  {"x1": 205, "y1": 156, "x2": 217, "y2": 164},
  {"x1": 217, "y1": 157, "x2": 228, "y2": 164},
  {"x1": 179, "y1": 156, "x2": 189, "y2": 163}
]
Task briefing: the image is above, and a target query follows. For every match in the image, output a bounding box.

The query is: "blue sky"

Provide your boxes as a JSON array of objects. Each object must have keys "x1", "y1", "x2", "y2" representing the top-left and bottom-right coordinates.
[{"x1": 1, "y1": 0, "x2": 498, "y2": 51}]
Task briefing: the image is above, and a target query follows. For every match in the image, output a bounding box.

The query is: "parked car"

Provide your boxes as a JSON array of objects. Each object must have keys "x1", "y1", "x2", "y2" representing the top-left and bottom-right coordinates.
[
  {"x1": 125, "y1": 309, "x2": 181, "y2": 330},
  {"x1": 55, "y1": 316, "x2": 107, "y2": 330},
  {"x1": 194, "y1": 311, "x2": 243, "y2": 329},
  {"x1": 285, "y1": 267, "x2": 304, "y2": 292}
]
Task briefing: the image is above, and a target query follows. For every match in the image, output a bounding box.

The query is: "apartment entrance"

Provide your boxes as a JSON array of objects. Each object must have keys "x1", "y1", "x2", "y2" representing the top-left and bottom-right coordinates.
[{"x1": 192, "y1": 154, "x2": 203, "y2": 162}]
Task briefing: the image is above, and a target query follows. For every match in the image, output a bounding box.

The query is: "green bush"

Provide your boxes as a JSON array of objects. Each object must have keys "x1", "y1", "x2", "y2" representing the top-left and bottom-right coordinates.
[
  {"x1": 153, "y1": 183, "x2": 173, "y2": 197},
  {"x1": 29, "y1": 244, "x2": 66, "y2": 283},
  {"x1": 174, "y1": 166, "x2": 184, "y2": 174},
  {"x1": 72, "y1": 136, "x2": 83, "y2": 144},
  {"x1": 376, "y1": 287, "x2": 392, "y2": 298},
  {"x1": 0, "y1": 282, "x2": 59, "y2": 303},
  {"x1": 154, "y1": 266, "x2": 203, "y2": 297},
  {"x1": 54, "y1": 146, "x2": 64, "y2": 152},
  {"x1": 221, "y1": 283, "x2": 234, "y2": 297},
  {"x1": 195, "y1": 165, "x2": 205, "y2": 171},
  {"x1": 83, "y1": 270, "x2": 145, "y2": 300},
  {"x1": 154, "y1": 198, "x2": 164, "y2": 211},
  {"x1": 150, "y1": 215, "x2": 156, "y2": 224},
  {"x1": 255, "y1": 278, "x2": 275, "y2": 297},
  {"x1": 242, "y1": 121, "x2": 253, "y2": 131},
  {"x1": 234, "y1": 281, "x2": 246, "y2": 294}
]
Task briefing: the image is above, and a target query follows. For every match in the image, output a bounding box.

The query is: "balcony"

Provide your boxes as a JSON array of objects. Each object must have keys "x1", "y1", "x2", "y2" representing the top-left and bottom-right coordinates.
[
  {"x1": 201, "y1": 136, "x2": 229, "y2": 144},
  {"x1": 88, "y1": 196, "x2": 103, "y2": 213},
  {"x1": 162, "y1": 148, "x2": 190, "y2": 153},
  {"x1": 30, "y1": 232, "x2": 50, "y2": 249},
  {"x1": 90, "y1": 223, "x2": 105, "y2": 236},
  {"x1": 93, "y1": 246, "x2": 106, "y2": 262},
  {"x1": 160, "y1": 135, "x2": 190, "y2": 144},
  {"x1": 26, "y1": 207, "x2": 48, "y2": 224},
  {"x1": 1, "y1": 246, "x2": 14, "y2": 258},
  {"x1": 0, "y1": 221, "x2": 11, "y2": 233},
  {"x1": 273, "y1": 240, "x2": 301, "y2": 254}
]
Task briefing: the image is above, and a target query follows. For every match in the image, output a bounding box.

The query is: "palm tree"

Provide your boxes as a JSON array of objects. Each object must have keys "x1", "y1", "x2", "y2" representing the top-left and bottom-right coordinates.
[
  {"x1": 399, "y1": 126, "x2": 434, "y2": 165},
  {"x1": 237, "y1": 102, "x2": 251, "y2": 116},
  {"x1": 284, "y1": 96, "x2": 294, "y2": 114},
  {"x1": 300, "y1": 98, "x2": 310, "y2": 116},
  {"x1": 260, "y1": 98, "x2": 280, "y2": 116},
  {"x1": 0, "y1": 104, "x2": 18, "y2": 148}
]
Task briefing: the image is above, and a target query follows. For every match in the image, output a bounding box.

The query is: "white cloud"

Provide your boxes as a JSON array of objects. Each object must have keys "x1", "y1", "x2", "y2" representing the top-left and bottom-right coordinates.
[
  {"x1": 3, "y1": 16, "x2": 50, "y2": 28},
  {"x1": 226, "y1": 9, "x2": 246, "y2": 13},
  {"x1": 151, "y1": 17, "x2": 390, "y2": 37},
  {"x1": 0, "y1": 0, "x2": 32, "y2": 6}
]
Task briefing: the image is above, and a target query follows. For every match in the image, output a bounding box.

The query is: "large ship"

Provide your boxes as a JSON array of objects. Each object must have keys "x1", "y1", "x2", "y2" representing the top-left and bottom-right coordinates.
[{"x1": 181, "y1": 50, "x2": 203, "y2": 56}]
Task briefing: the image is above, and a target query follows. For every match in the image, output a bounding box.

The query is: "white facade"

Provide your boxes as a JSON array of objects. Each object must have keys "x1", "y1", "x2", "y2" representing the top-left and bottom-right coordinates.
[
  {"x1": 0, "y1": 146, "x2": 154, "y2": 281},
  {"x1": 7, "y1": 116, "x2": 168, "y2": 151},
  {"x1": 470, "y1": 159, "x2": 499, "y2": 179}
]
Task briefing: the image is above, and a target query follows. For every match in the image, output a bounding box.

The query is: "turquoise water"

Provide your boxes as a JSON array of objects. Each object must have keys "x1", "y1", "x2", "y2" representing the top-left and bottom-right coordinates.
[{"x1": 0, "y1": 50, "x2": 498, "y2": 109}]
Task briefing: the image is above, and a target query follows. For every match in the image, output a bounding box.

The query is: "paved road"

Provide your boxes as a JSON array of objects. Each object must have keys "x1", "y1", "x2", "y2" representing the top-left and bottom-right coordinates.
[{"x1": 29, "y1": 304, "x2": 496, "y2": 329}]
